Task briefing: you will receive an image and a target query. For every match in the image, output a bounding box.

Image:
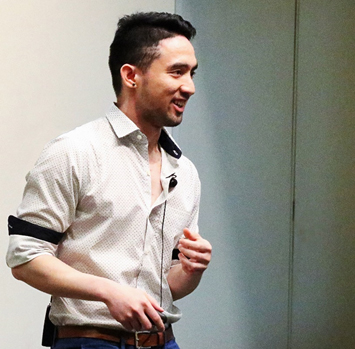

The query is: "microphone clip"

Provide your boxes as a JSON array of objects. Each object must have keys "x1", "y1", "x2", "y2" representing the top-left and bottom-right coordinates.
[{"x1": 167, "y1": 173, "x2": 178, "y2": 189}]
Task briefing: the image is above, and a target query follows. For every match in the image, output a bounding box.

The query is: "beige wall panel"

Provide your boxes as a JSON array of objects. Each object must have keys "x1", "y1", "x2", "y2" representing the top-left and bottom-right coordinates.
[{"x1": 0, "y1": 1, "x2": 174, "y2": 348}]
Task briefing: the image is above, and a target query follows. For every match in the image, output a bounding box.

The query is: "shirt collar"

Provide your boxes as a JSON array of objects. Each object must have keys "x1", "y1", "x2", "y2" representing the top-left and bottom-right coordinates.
[{"x1": 106, "y1": 103, "x2": 182, "y2": 159}]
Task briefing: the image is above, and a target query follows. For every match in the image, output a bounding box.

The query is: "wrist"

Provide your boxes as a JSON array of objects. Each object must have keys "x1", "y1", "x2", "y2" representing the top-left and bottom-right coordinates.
[{"x1": 94, "y1": 277, "x2": 118, "y2": 305}]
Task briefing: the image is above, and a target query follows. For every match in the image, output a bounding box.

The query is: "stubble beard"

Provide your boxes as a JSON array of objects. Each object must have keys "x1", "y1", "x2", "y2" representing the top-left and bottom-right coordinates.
[{"x1": 141, "y1": 108, "x2": 183, "y2": 128}]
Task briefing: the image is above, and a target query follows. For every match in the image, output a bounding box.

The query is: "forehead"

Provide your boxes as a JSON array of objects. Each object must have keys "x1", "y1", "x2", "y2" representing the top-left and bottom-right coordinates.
[{"x1": 154, "y1": 35, "x2": 197, "y2": 68}]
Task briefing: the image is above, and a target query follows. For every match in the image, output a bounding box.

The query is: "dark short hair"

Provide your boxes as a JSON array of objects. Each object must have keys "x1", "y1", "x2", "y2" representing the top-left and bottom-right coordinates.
[{"x1": 109, "y1": 12, "x2": 196, "y2": 96}]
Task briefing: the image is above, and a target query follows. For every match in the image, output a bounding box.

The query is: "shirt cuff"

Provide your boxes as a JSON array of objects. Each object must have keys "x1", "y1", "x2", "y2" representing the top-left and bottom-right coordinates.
[{"x1": 6, "y1": 235, "x2": 57, "y2": 268}]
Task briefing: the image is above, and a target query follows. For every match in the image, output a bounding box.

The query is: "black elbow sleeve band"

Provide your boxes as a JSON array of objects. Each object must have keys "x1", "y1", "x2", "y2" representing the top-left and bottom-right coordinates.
[{"x1": 8, "y1": 215, "x2": 63, "y2": 245}]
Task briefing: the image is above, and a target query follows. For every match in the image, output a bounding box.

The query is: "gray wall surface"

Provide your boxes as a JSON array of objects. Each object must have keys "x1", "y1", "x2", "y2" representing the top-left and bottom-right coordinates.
[
  {"x1": 174, "y1": 0, "x2": 355, "y2": 348},
  {"x1": 174, "y1": 1, "x2": 295, "y2": 347},
  {"x1": 291, "y1": 1, "x2": 355, "y2": 348}
]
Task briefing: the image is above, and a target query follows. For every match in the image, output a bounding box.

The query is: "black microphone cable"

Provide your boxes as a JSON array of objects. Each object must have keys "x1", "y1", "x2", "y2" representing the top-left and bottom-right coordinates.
[{"x1": 159, "y1": 175, "x2": 178, "y2": 307}]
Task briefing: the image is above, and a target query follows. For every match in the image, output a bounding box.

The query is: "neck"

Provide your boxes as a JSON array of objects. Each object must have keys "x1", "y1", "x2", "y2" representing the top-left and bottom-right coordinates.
[
  {"x1": 149, "y1": 142, "x2": 162, "y2": 162},
  {"x1": 115, "y1": 100, "x2": 162, "y2": 155},
  {"x1": 143, "y1": 124, "x2": 161, "y2": 155}
]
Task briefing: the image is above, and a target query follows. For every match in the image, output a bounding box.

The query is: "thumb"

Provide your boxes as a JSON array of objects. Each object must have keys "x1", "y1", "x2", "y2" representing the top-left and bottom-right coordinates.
[{"x1": 183, "y1": 228, "x2": 199, "y2": 241}]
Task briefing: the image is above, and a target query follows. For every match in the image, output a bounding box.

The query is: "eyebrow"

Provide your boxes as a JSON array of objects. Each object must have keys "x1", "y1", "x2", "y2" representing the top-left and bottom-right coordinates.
[{"x1": 169, "y1": 62, "x2": 199, "y2": 72}]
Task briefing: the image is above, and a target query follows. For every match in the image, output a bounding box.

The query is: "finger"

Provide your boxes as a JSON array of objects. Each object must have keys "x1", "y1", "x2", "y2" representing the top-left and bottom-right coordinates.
[
  {"x1": 122, "y1": 319, "x2": 137, "y2": 332},
  {"x1": 146, "y1": 294, "x2": 164, "y2": 313},
  {"x1": 132, "y1": 320, "x2": 143, "y2": 332},
  {"x1": 121, "y1": 322, "x2": 132, "y2": 331},
  {"x1": 144, "y1": 295, "x2": 165, "y2": 331},
  {"x1": 178, "y1": 240, "x2": 204, "y2": 253},
  {"x1": 179, "y1": 252, "x2": 196, "y2": 264},
  {"x1": 179, "y1": 248, "x2": 210, "y2": 267},
  {"x1": 145, "y1": 308, "x2": 165, "y2": 332},
  {"x1": 179, "y1": 246, "x2": 208, "y2": 265},
  {"x1": 138, "y1": 314, "x2": 153, "y2": 331},
  {"x1": 178, "y1": 245, "x2": 199, "y2": 260},
  {"x1": 179, "y1": 253, "x2": 200, "y2": 271},
  {"x1": 179, "y1": 253, "x2": 208, "y2": 273},
  {"x1": 183, "y1": 228, "x2": 199, "y2": 241},
  {"x1": 179, "y1": 237, "x2": 212, "y2": 255}
]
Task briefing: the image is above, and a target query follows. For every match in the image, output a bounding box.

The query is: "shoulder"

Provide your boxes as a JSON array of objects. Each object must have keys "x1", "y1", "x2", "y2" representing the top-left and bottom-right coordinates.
[
  {"x1": 28, "y1": 117, "x2": 113, "y2": 184},
  {"x1": 51, "y1": 117, "x2": 110, "y2": 148},
  {"x1": 40, "y1": 117, "x2": 112, "y2": 160},
  {"x1": 177, "y1": 154, "x2": 201, "y2": 195},
  {"x1": 179, "y1": 154, "x2": 199, "y2": 179}
]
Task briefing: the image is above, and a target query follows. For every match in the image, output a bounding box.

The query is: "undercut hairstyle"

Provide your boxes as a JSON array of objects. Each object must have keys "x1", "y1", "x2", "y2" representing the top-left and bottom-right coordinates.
[{"x1": 109, "y1": 12, "x2": 196, "y2": 96}]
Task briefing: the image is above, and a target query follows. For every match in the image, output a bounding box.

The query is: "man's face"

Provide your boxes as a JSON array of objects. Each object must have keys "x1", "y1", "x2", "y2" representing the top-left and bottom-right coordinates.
[{"x1": 135, "y1": 35, "x2": 198, "y2": 128}]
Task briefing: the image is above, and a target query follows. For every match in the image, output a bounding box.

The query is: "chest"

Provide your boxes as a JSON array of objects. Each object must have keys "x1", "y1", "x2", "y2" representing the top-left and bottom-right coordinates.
[{"x1": 149, "y1": 156, "x2": 163, "y2": 205}]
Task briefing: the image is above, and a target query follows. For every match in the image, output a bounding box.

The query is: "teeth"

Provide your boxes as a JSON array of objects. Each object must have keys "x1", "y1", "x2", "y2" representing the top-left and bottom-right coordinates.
[{"x1": 174, "y1": 101, "x2": 184, "y2": 108}]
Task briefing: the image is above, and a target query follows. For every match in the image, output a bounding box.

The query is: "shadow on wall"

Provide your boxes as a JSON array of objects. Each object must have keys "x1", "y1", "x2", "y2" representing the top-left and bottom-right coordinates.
[{"x1": 174, "y1": 1, "x2": 294, "y2": 347}]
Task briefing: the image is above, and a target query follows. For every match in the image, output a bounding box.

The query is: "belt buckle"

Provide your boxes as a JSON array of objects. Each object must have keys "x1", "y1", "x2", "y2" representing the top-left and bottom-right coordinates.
[{"x1": 134, "y1": 331, "x2": 152, "y2": 349}]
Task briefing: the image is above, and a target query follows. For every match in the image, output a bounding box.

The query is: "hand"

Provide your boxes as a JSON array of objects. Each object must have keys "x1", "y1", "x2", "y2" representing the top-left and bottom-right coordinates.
[
  {"x1": 9, "y1": 254, "x2": 165, "y2": 332},
  {"x1": 104, "y1": 283, "x2": 165, "y2": 332},
  {"x1": 177, "y1": 228, "x2": 212, "y2": 275}
]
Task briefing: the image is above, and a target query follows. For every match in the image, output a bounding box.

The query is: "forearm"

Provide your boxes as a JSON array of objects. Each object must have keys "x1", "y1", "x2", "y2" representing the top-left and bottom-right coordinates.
[
  {"x1": 167, "y1": 264, "x2": 203, "y2": 300},
  {"x1": 11, "y1": 254, "x2": 114, "y2": 303},
  {"x1": 11, "y1": 254, "x2": 165, "y2": 331}
]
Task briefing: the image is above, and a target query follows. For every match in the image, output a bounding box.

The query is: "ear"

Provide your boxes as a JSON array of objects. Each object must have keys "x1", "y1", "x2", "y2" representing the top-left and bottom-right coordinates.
[{"x1": 120, "y1": 64, "x2": 139, "y2": 89}]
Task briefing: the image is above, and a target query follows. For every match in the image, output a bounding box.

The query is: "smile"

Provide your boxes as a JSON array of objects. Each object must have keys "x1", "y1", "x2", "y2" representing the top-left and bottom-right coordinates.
[{"x1": 173, "y1": 99, "x2": 186, "y2": 108}]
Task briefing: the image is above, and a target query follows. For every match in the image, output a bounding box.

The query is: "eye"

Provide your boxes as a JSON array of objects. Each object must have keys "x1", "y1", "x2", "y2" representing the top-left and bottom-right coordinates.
[{"x1": 171, "y1": 70, "x2": 183, "y2": 76}]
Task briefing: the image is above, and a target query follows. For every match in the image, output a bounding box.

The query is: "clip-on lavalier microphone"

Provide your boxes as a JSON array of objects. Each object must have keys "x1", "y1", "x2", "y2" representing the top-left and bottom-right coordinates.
[{"x1": 167, "y1": 173, "x2": 178, "y2": 189}]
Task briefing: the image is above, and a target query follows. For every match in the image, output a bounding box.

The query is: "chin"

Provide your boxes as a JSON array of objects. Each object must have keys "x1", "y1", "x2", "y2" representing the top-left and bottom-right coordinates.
[
  {"x1": 168, "y1": 112, "x2": 183, "y2": 126},
  {"x1": 165, "y1": 118, "x2": 183, "y2": 127}
]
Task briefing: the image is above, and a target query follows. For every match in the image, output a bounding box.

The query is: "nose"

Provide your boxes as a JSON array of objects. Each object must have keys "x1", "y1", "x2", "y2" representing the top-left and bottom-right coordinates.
[{"x1": 180, "y1": 75, "x2": 195, "y2": 97}]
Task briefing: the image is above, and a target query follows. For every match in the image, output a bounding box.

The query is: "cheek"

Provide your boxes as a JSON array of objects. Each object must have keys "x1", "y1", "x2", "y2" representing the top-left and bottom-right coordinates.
[
  {"x1": 150, "y1": 76, "x2": 176, "y2": 94},
  {"x1": 139, "y1": 79, "x2": 176, "y2": 105}
]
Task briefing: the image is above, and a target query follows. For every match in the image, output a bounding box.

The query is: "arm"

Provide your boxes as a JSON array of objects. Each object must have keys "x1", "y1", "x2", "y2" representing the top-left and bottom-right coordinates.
[
  {"x1": 167, "y1": 228, "x2": 212, "y2": 300},
  {"x1": 12, "y1": 254, "x2": 165, "y2": 332},
  {"x1": 8, "y1": 135, "x2": 165, "y2": 332}
]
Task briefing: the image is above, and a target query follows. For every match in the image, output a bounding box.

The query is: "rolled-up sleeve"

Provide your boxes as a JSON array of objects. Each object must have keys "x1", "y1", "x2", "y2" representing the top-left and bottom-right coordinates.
[{"x1": 6, "y1": 134, "x2": 82, "y2": 268}]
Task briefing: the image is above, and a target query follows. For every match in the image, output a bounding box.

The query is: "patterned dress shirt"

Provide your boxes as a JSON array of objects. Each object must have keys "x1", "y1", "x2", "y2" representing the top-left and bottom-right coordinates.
[{"x1": 6, "y1": 104, "x2": 200, "y2": 329}]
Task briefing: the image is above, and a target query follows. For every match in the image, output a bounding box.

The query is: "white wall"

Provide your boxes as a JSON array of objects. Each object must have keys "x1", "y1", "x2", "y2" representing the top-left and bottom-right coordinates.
[{"x1": 0, "y1": 1, "x2": 174, "y2": 348}]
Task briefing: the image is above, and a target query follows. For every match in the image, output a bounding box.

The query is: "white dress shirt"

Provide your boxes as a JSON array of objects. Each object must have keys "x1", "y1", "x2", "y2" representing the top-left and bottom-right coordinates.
[{"x1": 6, "y1": 104, "x2": 200, "y2": 329}]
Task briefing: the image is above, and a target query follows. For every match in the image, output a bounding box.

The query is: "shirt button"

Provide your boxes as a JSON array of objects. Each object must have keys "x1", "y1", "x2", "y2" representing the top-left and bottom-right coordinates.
[{"x1": 137, "y1": 134, "x2": 142, "y2": 140}]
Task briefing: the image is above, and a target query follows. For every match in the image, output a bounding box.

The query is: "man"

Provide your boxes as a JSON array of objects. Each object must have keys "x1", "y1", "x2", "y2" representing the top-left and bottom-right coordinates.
[{"x1": 6, "y1": 12, "x2": 211, "y2": 349}]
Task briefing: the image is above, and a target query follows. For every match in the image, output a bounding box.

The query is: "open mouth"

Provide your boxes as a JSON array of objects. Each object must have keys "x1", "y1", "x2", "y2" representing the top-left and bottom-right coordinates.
[{"x1": 173, "y1": 99, "x2": 187, "y2": 112}]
